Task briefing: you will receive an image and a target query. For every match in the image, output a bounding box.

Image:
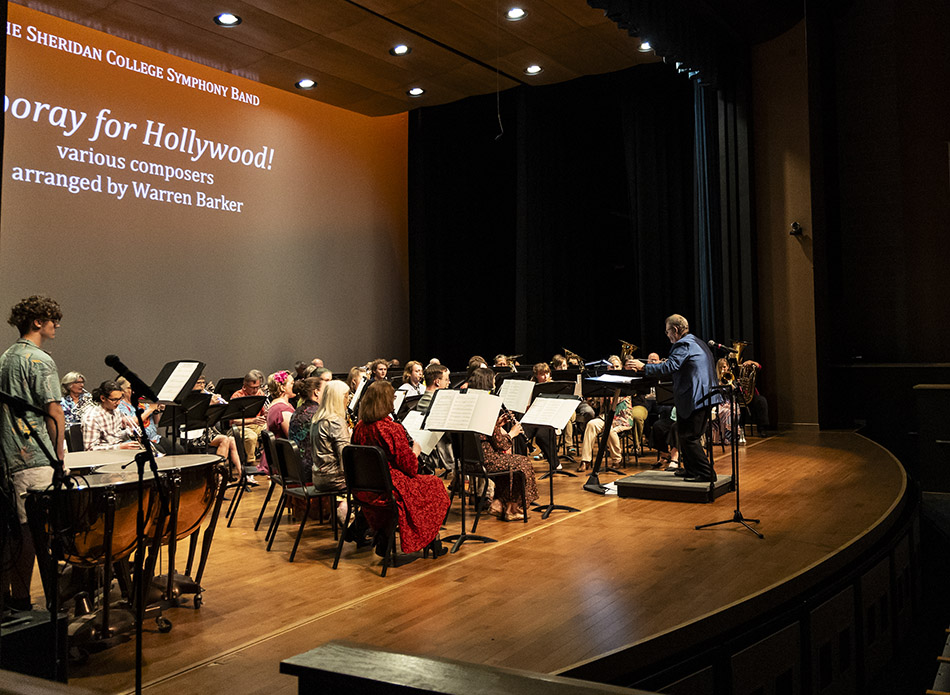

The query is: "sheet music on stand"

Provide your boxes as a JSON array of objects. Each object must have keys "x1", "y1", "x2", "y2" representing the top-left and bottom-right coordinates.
[
  {"x1": 422, "y1": 389, "x2": 501, "y2": 436},
  {"x1": 151, "y1": 360, "x2": 205, "y2": 404},
  {"x1": 497, "y1": 378, "x2": 534, "y2": 414},
  {"x1": 392, "y1": 390, "x2": 406, "y2": 416},
  {"x1": 401, "y1": 410, "x2": 444, "y2": 455},
  {"x1": 520, "y1": 394, "x2": 582, "y2": 429},
  {"x1": 586, "y1": 373, "x2": 637, "y2": 385},
  {"x1": 348, "y1": 376, "x2": 368, "y2": 418}
]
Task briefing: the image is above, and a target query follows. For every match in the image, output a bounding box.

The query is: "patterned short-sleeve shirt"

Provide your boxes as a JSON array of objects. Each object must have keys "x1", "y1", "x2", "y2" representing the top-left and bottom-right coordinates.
[{"x1": 0, "y1": 339, "x2": 61, "y2": 473}]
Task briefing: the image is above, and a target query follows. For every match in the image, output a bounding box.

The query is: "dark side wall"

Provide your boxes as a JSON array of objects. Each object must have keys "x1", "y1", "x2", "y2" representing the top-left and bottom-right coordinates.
[{"x1": 809, "y1": 0, "x2": 950, "y2": 442}]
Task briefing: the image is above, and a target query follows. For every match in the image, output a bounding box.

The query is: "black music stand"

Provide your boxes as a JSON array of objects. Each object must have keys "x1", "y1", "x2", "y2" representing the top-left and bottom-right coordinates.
[
  {"x1": 582, "y1": 376, "x2": 660, "y2": 495},
  {"x1": 395, "y1": 394, "x2": 422, "y2": 421},
  {"x1": 442, "y1": 432, "x2": 497, "y2": 553},
  {"x1": 695, "y1": 385, "x2": 763, "y2": 538},
  {"x1": 221, "y1": 395, "x2": 268, "y2": 525},
  {"x1": 533, "y1": 381, "x2": 580, "y2": 478},
  {"x1": 522, "y1": 392, "x2": 581, "y2": 519},
  {"x1": 213, "y1": 378, "x2": 244, "y2": 403},
  {"x1": 112, "y1": 357, "x2": 203, "y2": 695},
  {"x1": 423, "y1": 389, "x2": 501, "y2": 553},
  {"x1": 161, "y1": 391, "x2": 211, "y2": 455}
]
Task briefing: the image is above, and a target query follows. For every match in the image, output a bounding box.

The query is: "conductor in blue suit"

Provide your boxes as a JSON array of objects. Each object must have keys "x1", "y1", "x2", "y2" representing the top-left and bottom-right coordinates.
[{"x1": 632, "y1": 314, "x2": 720, "y2": 482}]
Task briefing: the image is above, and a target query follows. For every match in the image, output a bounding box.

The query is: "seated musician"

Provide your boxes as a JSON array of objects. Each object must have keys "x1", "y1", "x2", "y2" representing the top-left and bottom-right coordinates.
[
  {"x1": 621, "y1": 357, "x2": 650, "y2": 454},
  {"x1": 493, "y1": 354, "x2": 510, "y2": 369},
  {"x1": 457, "y1": 355, "x2": 488, "y2": 390},
  {"x1": 116, "y1": 376, "x2": 165, "y2": 453},
  {"x1": 288, "y1": 376, "x2": 324, "y2": 484},
  {"x1": 262, "y1": 371, "x2": 297, "y2": 475},
  {"x1": 309, "y1": 380, "x2": 352, "y2": 525},
  {"x1": 417, "y1": 363, "x2": 450, "y2": 413},
  {"x1": 191, "y1": 376, "x2": 242, "y2": 481},
  {"x1": 552, "y1": 354, "x2": 594, "y2": 449},
  {"x1": 60, "y1": 371, "x2": 93, "y2": 429},
  {"x1": 467, "y1": 368, "x2": 539, "y2": 521},
  {"x1": 738, "y1": 358, "x2": 770, "y2": 437},
  {"x1": 346, "y1": 366, "x2": 366, "y2": 393},
  {"x1": 352, "y1": 380, "x2": 449, "y2": 558},
  {"x1": 230, "y1": 370, "x2": 268, "y2": 476},
  {"x1": 82, "y1": 380, "x2": 141, "y2": 450},
  {"x1": 397, "y1": 360, "x2": 425, "y2": 396},
  {"x1": 520, "y1": 363, "x2": 559, "y2": 470},
  {"x1": 368, "y1": 358, "x2": 389, "y2": 383},
  {"x1": 576, "y1": 358, "x2": 635, "y2": 471}
]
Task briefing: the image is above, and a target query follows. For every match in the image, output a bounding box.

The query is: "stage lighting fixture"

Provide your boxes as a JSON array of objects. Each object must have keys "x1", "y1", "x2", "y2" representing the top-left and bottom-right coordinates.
[{"x1": 214, "y1": 13, "x2": 241, "y2": 26}]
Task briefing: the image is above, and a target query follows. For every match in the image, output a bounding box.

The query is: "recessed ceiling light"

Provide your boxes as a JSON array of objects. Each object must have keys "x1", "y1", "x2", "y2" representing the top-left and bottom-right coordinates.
[
  {"x1": 390, "y1": 44, "x2": 411, "y2": 56},
  {"x1": 214, "y1": 13, "x2": 241, "y2": 27},
  {"x1": 407, "y1": 87, "x2": 425, "y2": 97},
  {"x1": 638, "y1": 40, "x2": 652, "y2": 52},
  {"x1": 524, "y1": 64, "x2": 543, "y2": 75},
  {"x1": 506, "y1": 8, "x2": 526, "y2": 21},
  {"x1": 296, "y1": 78, "x2": 316, "y2": 89}
]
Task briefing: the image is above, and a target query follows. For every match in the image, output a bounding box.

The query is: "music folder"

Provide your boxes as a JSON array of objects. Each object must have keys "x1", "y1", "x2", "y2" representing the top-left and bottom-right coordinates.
[
  {"x1": 401, "y1": 410, "x2": 444, "y2": 455},
  {"x1": 421, "y1": 389, "x2": 501, "y2": 436},
  {"x1": 348, "y1": 376, "x2": 368, "y2": 418},
  {"x1": 151, "y1": 360, "x2": 206, "y2": 404}
]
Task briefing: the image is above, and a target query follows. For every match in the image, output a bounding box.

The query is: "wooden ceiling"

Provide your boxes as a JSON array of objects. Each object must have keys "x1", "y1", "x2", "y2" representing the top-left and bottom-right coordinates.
[{"x1": 13, "y1": 0, "x2": 660, "y2": 116}]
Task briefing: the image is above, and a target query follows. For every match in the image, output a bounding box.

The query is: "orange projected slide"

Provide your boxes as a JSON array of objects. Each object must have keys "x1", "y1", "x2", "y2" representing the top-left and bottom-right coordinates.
[
  {"x1": 4, "y1": 11, "x2": 284, "y2": 214},
  {"x1": 1, "y1": 5, "x2": 408, "y2": 379}
]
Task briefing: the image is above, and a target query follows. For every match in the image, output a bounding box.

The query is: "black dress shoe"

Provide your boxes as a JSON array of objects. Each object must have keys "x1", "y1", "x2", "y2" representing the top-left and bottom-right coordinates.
[{"x1": 673, "y1": 469, "x2": 690, "y2": 477}]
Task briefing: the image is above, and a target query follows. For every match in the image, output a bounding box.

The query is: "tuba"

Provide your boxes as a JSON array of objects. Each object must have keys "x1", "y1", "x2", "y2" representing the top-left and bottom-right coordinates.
[
  {"x1": 729, "y1": 341, "x2": 757, "y2": 406},
  {"x1": 619, "y1": 340, "x2": 638, "y2": 362},
  {"x1": 563, "y1": 347, "x2": 586, "y2": 370}
]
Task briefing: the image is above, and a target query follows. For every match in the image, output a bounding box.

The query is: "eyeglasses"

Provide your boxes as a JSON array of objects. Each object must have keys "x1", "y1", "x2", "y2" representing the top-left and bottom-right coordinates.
[{"x1": 106, "y1": 396, "x2": 122, "y2": 403}]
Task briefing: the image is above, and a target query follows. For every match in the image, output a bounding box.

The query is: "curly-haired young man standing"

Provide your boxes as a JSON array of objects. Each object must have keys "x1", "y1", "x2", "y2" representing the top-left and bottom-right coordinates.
[{"x1": 0, "y1": 294, "x2": 65, "y2": 611}]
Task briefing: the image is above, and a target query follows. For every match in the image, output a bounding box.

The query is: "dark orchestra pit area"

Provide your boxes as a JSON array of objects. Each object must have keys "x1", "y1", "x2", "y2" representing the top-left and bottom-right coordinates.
[{"x1": 38, "y1": 429, "x2": 911, "y2": 695}]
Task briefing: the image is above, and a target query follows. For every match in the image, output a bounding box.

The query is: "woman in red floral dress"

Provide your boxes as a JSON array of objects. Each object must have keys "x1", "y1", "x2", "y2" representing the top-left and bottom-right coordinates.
[{"x1": 352, "y1": 380, "x2": 449, "y2": 556}]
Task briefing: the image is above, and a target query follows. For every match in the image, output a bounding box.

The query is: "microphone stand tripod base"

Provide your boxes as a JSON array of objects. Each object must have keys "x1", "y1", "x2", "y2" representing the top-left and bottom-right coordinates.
[{"x1": 695, "y1": 509, "x2": 763, "y2": 539}]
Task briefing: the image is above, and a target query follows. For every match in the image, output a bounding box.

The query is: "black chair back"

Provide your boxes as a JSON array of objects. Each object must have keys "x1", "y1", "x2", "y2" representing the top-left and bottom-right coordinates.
[
  {"x1": 260, "y1": 431, "x2": 285, "y2": 485},
  {"x1": 274, "y1": 438, "x2": 305, "y2": 487},
  {"x1": 341, "y1": 445, "x2": 394, "y2": 498},
  {"x1": 67, "y1": 424, "x2": 83, "y2": 453}
]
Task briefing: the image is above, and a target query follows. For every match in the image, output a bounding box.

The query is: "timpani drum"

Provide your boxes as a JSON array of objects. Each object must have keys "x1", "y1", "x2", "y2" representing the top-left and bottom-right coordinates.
[
  {"x1": 31, "y1": 468, "x2": 156, "y2": 567},
  {"x1": 97, "y1": 454, "x2": 222, "y2": 542},
  {"x1": 64, "y1": 449, "x2": 137, "y2": 475}
]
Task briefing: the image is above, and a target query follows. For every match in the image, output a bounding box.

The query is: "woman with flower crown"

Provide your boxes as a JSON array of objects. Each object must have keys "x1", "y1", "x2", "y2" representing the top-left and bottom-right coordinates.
[{"x1": 263, "y1": 370, "x2": 296, "y2": 472}]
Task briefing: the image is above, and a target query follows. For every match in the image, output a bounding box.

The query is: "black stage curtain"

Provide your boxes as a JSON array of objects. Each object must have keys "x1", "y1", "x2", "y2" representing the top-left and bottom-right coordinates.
[{"x1": 408, "y1": 62, "x2": 754, "y2": 368}]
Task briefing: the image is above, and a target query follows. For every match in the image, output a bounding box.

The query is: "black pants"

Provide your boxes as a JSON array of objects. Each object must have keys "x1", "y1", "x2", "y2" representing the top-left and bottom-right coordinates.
[
  {"x1": 678, "y1": 406, "x2": 714, "y2": 480},
  {"x1": 521, "y1": 424, "x2": 558, "y2": 470}
]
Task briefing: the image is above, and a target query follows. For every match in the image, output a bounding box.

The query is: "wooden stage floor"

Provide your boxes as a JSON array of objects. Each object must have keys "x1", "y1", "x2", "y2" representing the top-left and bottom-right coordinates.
[{"x1": 63, "y1": 430, "x2": 905, "y2": 694}]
